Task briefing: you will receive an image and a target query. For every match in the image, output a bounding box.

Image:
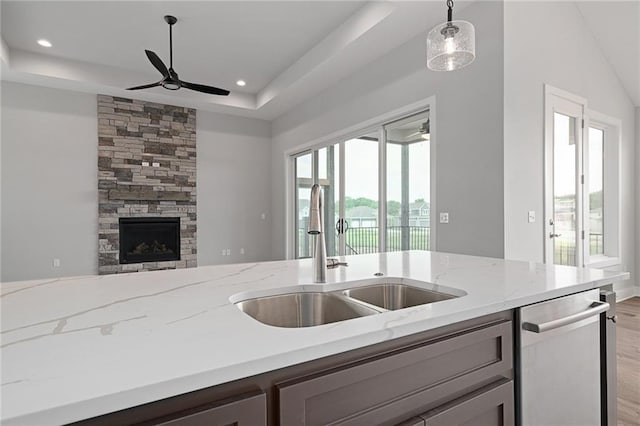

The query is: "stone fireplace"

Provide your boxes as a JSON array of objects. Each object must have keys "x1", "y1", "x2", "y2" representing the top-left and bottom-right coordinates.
[{"x1": 97, "y1": 95, "x2": 197, "y2": 274}]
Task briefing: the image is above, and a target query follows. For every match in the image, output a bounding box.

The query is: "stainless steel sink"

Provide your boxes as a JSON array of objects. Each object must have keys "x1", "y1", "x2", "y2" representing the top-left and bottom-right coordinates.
[
  {"x1": 343, "y1": 284, "x2": 457, "y2": 310},
  {"x1": 235, "y1": 292, "x2": 379, "y2": 328}
]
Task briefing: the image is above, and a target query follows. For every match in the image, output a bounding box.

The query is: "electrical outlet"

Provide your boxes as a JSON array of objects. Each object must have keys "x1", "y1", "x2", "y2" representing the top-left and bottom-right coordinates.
[
  {"x1": 53, "y1": 258, "x2": 61, "y2": 268},
  {"x1": 152, "y1": 162, "x2": 160, "y2": 167},
  {"x1": 260, "y1": 213, "x2": 266, "y2": 220},
  {"x1": 528, "y1": 211, "x2": 536, "y2": 223},
  {"x1": 240, "y1": 248, "x2": 245, "y2": 255},
  {"x1": 439, "y1": 212, "x2": 449, "y2": 224},
  {"x1": 227, "y1": 249, "x2": 231, "y2": 256}
]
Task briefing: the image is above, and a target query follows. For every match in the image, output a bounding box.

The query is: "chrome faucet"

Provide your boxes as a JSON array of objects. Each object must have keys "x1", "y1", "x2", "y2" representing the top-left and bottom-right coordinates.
[{"x1": 308, "y1": 184, "x2": 327, "y2": 283}]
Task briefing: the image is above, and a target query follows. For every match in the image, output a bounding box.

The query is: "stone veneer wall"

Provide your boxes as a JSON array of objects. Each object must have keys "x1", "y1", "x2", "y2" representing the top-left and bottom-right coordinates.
[{"x1": 97, "y1": 95, "x2": 197, "y2": 274}]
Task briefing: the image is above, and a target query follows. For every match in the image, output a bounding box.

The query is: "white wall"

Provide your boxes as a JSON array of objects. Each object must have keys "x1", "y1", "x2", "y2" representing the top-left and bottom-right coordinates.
[
  {"x1": 196, "y1": 111, "x2": 272, "y2": 266},
  {"x1": 503, "y1": 2, "x2": 636, "y2": 293},
  {"x1": 1, "y1": 82, "x2": 273, "y2": 282},
  {"x1": 270, "y1": 1, "x2": 505, "y2": 260},
  {"x1": 1, "y1": 82, "x2": 98, "y2": 281}
]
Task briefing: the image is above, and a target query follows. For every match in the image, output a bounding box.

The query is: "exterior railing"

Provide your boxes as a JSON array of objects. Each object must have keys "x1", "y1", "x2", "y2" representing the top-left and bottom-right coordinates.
[
  {"x1": 298, "y1": 226, "x2": 602, "y2": 265},
  {"x1": 347, "y1": 226, "x2": 431, "y2": 254},
  {"x1": 297, "y1": 226, "x2": 431, "y2": 257},
  {"x1": 553, "y1": 233, "x2": 604, "y2": 266}
]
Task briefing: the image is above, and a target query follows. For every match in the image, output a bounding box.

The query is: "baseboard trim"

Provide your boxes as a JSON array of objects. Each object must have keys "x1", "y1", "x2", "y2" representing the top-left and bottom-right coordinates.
[{"x1": 617, "y1": 286, "x2": 640, "y2": 302}]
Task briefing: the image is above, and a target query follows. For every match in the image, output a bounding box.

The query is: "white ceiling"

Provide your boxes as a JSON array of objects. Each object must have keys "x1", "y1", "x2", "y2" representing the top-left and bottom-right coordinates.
[
  {"x1": 1, "y1": 1, "x2": 364, "y2": 94},
  {"x1": 0, "y1": 1, "x2": 460, "y2": 119},
  {"x1": 576, "y1": 1, "x2": 640, "y2": 106},
  {"x1": 1, "y1": 1, "x2": 637, "y2": 119}
]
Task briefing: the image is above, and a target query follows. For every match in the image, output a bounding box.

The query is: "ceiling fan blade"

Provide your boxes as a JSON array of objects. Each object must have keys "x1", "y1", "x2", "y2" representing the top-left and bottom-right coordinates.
[
  {"x1": 145, "y1": 50, "x2": 169, "y2": 77},
  {"x1": 126, "y1": 81, "x2": 162, "y2": 90},
  {"x1": 181, "y1": 81, "x2": 230, "y2": 96}
]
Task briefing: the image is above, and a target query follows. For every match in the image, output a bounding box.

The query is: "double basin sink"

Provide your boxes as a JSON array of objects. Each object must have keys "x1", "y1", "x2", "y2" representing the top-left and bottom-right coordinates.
[{"x1": 235, "y1": 280, "x2": 464, "y2": 328}]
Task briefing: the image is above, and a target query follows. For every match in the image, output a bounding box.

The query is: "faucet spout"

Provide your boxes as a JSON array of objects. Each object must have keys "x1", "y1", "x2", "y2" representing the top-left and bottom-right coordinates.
[{"x1": 308, "y1": 184, "x2": 327, "y2": 283}]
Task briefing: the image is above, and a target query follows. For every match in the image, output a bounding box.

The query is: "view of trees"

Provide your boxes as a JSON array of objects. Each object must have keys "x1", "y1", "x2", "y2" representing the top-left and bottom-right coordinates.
[{"x1": 344, "y1": 197, "x2": 429, "y2": 217}]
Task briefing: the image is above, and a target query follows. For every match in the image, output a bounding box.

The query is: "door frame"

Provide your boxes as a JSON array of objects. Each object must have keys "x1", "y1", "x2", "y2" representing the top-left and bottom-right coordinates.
[{"x1": 284, "y1": 96, "x2": 437, "y2": 259}]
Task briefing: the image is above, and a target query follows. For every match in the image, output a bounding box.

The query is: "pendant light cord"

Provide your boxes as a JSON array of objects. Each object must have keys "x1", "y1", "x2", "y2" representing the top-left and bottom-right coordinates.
[{"x1": 447, "y1": 0, "x2": 454, "y2": 22}]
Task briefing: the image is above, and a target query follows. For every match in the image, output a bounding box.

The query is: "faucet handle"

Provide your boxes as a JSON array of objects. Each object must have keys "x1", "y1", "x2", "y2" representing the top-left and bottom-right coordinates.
[{"x1": 327, "y1": 258, "x2": 348, "y2": 268}]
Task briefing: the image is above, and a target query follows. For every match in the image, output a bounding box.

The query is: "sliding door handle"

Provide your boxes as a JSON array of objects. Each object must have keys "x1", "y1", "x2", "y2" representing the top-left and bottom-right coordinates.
[{"x1": 522, "y1": 301, "x2": 610, "y2": 333}]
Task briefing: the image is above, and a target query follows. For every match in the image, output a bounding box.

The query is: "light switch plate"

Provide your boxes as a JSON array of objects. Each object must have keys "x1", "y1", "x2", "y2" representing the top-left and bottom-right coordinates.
[
  {"x1": 528, "y1": 211, "x2": 536, "y2": 223},
  {"x1": 439, "y1": 212, "x2": 449, "y2": 224}
]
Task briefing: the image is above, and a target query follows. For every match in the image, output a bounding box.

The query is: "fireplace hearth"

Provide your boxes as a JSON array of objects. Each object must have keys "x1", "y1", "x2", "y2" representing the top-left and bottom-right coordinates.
[{"x1": 119, "y1": 217, "x2": 180, "y2": 264}]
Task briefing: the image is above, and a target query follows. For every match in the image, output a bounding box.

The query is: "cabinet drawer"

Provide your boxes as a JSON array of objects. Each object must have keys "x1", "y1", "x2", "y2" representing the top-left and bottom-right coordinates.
[
  {"x1": 279, "y1": 321, "x2": 512, "y2": 426},
  {"x1": 147, "y1": 391, "x2": 266, "y2": 426},
  {"x1": 420, "y1": 380, "x2": 514, "y2": 426}
]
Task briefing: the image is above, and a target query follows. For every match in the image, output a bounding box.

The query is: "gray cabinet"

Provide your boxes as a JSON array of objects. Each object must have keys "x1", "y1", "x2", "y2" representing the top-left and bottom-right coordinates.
[
  {"x1": 278, "y1": 321, "x2": 513, "y2": 426},
  {"x1": 145, "y1": 392, "x2": 266, "y2": 426},
  {"x1": 420, "y1": 380, "x2": 514, "y2": 426},
  {"x1": 74, "y1": 312, "x2": 514, "y2": 426}
]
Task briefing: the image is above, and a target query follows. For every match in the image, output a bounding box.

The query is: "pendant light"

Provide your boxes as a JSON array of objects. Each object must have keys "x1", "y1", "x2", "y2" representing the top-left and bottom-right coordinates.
[{"x1": 426, "y1": 0, "x2": 475, "y2": 71}]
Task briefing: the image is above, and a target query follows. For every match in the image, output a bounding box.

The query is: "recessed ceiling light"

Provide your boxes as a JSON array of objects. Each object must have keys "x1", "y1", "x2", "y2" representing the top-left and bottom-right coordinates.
[
  {"x1": 37, "y1": 39, "x2": 52, "y2": 47},
  {"x1": 236, "y1": 80, "x2": 246, "y2": 87}
]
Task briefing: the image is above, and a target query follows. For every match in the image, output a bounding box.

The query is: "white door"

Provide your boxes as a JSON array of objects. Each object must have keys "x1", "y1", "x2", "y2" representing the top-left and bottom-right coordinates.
[{"x1": 544, "y1": 88, "x2": 586, "y2": 266}]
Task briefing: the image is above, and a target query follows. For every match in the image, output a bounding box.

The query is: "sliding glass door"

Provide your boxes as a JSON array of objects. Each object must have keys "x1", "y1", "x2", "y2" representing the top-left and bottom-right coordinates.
[
  {"x1": 292, "y1": 110, "x2": 431, "y2": 259},
  {"x1": 384, "y1": 112, "x2": 431, "y2": 252},
  {"x1": 342, "y1": 133, "x2": 379, "y2": 255}
]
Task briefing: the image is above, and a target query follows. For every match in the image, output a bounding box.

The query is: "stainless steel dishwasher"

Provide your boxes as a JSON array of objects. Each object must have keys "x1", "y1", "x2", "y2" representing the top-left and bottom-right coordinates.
[{"x1": 517, "y1": 289, "x2": 611, "y2": 425}]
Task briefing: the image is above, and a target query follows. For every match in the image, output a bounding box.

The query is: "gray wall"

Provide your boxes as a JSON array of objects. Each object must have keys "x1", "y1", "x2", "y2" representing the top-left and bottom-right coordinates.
[
  {"x1": 1, "y1": 82, "x2": 273, "y2": 281},
  {"x1": 270, "y1": 1, "x2": 505, "y2": 260},
  {"x1": 1, "y1": 82, "x2": 98, "y2": 281},
  {"x1": 636, "y1": 107, "x2": 640, "y2": 295},
  {"x1": 196, "y1": 111, "x2": 272, "y2": 266},
  {"x1": 503, "y1": 2, "x2": 636, "y2": 293}
]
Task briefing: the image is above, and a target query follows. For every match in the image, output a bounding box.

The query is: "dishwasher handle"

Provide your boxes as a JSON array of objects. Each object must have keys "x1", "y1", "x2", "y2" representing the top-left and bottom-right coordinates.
[{"x1": 522, "y1": 300, "x2": 610, "y2": 333}]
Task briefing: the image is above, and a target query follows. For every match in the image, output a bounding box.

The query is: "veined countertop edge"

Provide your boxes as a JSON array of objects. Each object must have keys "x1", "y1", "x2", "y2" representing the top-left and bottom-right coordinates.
[{"x1": 0, "y1": 251, "x2": 629, "y2": 425}]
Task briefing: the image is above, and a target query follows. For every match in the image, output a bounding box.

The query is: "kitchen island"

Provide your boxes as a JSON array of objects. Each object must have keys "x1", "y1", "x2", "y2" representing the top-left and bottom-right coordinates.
[{"x1": 0, "y1": 251, "x2": 628, "y2": 425}]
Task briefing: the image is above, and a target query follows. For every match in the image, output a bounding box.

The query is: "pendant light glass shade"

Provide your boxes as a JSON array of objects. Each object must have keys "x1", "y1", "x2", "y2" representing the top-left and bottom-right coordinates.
[{"x1": 427, "y1": 20, "x2": 475, "y2": 71}]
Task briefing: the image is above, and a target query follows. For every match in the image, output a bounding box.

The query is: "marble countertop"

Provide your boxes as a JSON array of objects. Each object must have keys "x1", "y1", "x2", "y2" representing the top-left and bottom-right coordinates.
[{"x1": 1, "y1": 251, "x2": 629, "y2": 425}]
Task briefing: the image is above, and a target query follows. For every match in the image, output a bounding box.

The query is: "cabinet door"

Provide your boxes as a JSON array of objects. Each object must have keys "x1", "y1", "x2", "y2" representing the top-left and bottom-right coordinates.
[
  {"x1": 279, "y1": 321, "x2": 512, "y2": 426},
  {"x1": 420, "y1": 380, "x2": 514, "y2": 426},
  {"x1": 150, "y1": 392, "x2": 266, "y2": 426}
]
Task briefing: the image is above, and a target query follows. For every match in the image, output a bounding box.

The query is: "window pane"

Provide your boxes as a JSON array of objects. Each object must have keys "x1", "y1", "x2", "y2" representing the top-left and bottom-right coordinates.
[
  {"x1": 295, "y1": 153, "x2": 312, "y2": 258},
  {"x1": 319, "y1": 146, "x2": 339, "y2": 257},
  {"x1": 588, "y1": 127, "x2": 604, "y2": 256},
  {"x1": 318, "y1": 147, "x2": 327, "y2": 180},
  {"x1": 553, "y1": 112, "x2": 577, "y2": 266},
  {"x1": 344, "y1": 135, "x2": 379, "y2": 255},
  {"x1": 385, "y1": 112, "x2": 431, "y2": 252}
]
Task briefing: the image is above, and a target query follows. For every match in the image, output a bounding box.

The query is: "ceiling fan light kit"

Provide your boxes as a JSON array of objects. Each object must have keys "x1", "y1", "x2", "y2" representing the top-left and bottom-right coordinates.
[
  {"x1": 127, "y1": 15, "x2": 230, "y2": 96},
  {"x1": 426, "y1": 0, "x2": 475, "y2": 72}
]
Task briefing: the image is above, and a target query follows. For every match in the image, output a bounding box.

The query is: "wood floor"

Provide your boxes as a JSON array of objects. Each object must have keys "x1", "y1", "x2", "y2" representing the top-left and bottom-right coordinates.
[{"x1": 617, "y1": 297, "x2": 640, "y2": 426}]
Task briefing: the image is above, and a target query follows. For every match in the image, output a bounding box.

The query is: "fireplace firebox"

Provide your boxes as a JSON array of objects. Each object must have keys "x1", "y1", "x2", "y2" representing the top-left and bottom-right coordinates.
[{"x1": 119, "y1": 217, "x2": 180, "y2": 264}]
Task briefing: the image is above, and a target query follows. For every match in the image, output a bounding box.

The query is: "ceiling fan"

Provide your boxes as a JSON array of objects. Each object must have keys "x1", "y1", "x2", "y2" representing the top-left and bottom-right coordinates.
[{"x1": 127, "y1": 15, "x2": 230, "y2": 96}]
